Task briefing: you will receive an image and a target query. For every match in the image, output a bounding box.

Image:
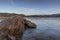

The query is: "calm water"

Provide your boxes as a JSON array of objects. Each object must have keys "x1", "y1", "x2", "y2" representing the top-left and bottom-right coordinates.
[{"x1": 22, "y1": 17, "x2": 60, "y2": 40}]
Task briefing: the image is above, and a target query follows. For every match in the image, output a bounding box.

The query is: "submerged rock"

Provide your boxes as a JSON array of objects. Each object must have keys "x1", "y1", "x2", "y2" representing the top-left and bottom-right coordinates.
[{"x1": 0, "y1": 15, "x2": 36, "y2": 40}]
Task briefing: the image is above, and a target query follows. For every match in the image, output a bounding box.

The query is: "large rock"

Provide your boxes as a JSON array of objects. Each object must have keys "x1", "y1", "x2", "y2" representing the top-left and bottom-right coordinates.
[
  {"x1": 0, "y1": 15, "x2": 36, "y2": 40},
  {"x1": 24, "y1": 19, "x2": 36, "y2": 28}
]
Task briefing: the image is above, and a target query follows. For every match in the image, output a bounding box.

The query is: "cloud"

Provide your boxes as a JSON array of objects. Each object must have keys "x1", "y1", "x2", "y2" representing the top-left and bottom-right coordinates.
[
  {"x1": 7, "y1": 0, "x2": 16, "y2": 5},
  {"x1": 15, "y1": 7, "x2": 60, "y2": 15},
  {"x1": 44, "y1": 8, "x2": 60, "y2": 15},
  {"x1": 0, "y1": 7, "x2": 60, "y2": 15},
  {"x1": 16, "y1": 7, "x2": 42, "y2": 15}
]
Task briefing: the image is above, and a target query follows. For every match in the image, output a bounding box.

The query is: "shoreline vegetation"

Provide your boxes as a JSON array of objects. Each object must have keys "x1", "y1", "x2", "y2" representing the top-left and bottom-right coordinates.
[{"x1": 0, "y1": 13, "x2": 60, "y2": 18}]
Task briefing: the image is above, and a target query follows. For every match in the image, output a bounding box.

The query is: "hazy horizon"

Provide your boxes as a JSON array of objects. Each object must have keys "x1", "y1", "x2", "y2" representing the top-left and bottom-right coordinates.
[{"x1": 0, "y1": 0, "x2": 60, "y2": 15}]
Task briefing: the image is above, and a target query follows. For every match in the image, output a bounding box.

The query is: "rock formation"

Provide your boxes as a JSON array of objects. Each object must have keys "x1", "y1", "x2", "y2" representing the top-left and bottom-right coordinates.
[
  {"x1": 24, "y1": 19, "x2": 36, "y2": 28},
  {"x1": 0, "y1": 15, "x2": 36, "y2": 40}
]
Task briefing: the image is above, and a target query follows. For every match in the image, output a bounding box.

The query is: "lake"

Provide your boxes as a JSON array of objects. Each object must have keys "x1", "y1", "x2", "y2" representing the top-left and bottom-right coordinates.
[{"x1": 22, "y1": 17, "x2": 60, "y2": 40}]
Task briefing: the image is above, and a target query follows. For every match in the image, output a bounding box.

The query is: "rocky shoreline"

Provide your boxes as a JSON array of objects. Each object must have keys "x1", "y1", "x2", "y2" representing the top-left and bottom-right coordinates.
[{"x1": 0, "y1": 15, "x2": 36, "y2": 40}]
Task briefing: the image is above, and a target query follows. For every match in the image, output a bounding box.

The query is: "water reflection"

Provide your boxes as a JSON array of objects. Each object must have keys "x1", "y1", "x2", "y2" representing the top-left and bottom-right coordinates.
[{"x1": 22, "y1": 17, "x2": 60, "y2": 40}]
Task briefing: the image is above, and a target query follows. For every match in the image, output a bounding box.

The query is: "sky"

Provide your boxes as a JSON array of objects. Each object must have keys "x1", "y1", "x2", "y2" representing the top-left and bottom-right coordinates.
[{"x1": 0, "y1": 0, "x2": 60, "y2": 15}]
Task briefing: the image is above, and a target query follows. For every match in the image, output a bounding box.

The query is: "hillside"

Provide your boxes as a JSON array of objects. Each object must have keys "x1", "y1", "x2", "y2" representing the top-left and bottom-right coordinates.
[
  {"x1": 26, "y1": 14, "x2": 60, "y2": 17},
  {"x1": 0, "y1": 13, "x2": 25, "y2": 17}
]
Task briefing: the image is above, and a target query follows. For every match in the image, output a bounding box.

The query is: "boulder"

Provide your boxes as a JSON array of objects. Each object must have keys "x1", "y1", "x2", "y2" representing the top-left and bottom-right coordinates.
[
  {"x1": 0, "y1": 16, "x2": 25, "y2": 40},
  {"x1": 0, "y1": 15, "x2": 36, "y2": 40},
  {"x1": 24, "y1": 19, "x2": 36, "y2": 28}
]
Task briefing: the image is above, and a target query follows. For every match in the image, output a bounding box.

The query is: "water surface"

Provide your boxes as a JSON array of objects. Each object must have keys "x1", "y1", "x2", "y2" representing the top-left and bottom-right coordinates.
[{"x1": 22, "y1": 17, "x2": 60, "y2": 40}]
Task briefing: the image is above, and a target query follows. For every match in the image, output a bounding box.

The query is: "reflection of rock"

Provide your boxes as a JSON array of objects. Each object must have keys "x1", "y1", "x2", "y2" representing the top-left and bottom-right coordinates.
[{"x1": 0, "y1": 15, "x2": 36, "y2": 40}]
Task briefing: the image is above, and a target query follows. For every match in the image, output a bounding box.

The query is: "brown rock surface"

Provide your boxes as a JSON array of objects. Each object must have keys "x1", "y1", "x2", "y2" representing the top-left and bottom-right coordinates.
[
  {"x1": 0, "y1": 15, "x2": 36, "y2": 40},
  {"x1": 24, "y1": 19, "x2": 36, "y2": 28}
]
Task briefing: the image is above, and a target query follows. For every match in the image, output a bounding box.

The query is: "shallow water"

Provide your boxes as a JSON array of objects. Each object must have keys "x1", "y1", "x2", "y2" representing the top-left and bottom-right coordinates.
[{"x1": 22, "y1": 17, "x2": 60, "y2": 40}]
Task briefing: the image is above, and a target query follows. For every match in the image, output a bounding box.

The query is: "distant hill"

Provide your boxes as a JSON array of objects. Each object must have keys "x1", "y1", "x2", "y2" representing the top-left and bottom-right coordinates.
[
  {"x1": 0, "y1": 13, "x2": 60, "y2": 17},
  {"x1": 0, "y1": 13, "x2": 25, "y2": 17},
  {"x1": 26, "y1": 14, "x2": 60, "y2": 17}
]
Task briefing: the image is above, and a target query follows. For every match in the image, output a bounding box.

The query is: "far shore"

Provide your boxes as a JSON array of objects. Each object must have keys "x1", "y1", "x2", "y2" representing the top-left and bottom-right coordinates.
[{"x1": 0, "y1": 13, "x2": 60, "y2": 19}]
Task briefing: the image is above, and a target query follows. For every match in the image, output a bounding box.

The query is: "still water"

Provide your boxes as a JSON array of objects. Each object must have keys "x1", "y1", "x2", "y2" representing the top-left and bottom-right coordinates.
[{"x1": 22, "y1": 17, "x2": 60, "y2": 40}]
